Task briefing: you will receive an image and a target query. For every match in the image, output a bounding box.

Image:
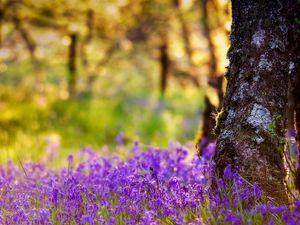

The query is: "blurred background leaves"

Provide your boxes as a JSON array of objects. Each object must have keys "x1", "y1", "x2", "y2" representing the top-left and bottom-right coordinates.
[{"x1": 0, "y1": 0, "x2": 230, "y2": 163}]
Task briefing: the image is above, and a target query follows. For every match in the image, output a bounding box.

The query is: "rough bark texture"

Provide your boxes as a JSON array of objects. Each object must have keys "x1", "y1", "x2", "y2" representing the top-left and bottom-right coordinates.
[
  {"x1": 196, "y1": 96, "x2": 216, "y2": 156},
  {"x1": 214, "y1": 0, "x2": 299, "y2": 204},
  {"x1": 286, "y1": 80, "x2": 295, "y2": 135},
  {"x1": 196, "y1": 76, "x2": 224, "y2": 154},
  {"x1": 291, "y1": 21, "x2": 300, "y2": 191},
  {"x1": 289, "y1": 1, "x2": 300, "y2": 193},
  {"x1": 295, "y1": 107, "x2": 300, "y2": 191}
]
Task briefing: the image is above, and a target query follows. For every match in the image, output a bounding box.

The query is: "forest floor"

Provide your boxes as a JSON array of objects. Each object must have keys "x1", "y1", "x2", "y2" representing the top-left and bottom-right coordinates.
[{"x1": 0, "y1": 59, "x2": 207, "y2": 165}]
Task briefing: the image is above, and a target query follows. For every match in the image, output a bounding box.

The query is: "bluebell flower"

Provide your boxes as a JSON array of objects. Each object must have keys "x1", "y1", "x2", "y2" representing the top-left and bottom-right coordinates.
[
  {"x1": 202, "y1": 143, "x2": 216, "y2": 160},
  {"x1": 115, "y1": 132, "x2": 124, "y2": 145}
]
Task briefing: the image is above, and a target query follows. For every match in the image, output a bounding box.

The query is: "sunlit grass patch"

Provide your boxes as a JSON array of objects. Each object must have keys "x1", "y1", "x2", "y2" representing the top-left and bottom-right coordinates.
[{"x1": 0, "y1": 65, "x2": 205, "y2": 164}]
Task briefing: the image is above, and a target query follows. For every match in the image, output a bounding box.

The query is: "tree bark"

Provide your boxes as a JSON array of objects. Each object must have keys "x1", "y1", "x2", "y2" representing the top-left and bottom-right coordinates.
[
  {"x1": 68, "y1": 33, "x2": 78, "y2": 96},
  {"x1": 159, "y1": 40, "x2": 169, "y2": 96},
  {"x1": 196, "y1": 0, "x2": 224, "y2": 154},
  {"x1": 0, "y1": 0, "x2": 3, "y2": 47},
  {"x1": 80, "y1": 9, "x2": 94, "y2": 69},
  {"x1": 214, "y1": 0, "x2": 299, "y2": 204},
  {"x1": 200, "y1": 0, "x2": 217, "y2": 78},
  {"x1": 13, "y1": 15, "x2": 45, "y2": 94},
  {"x1": 291, "y1": 32, "x2": 300, "y2": 191},
  {"x1": 13, "y1": 16, "x2": 36, "y2": 61},
  {"x1": 173, "y1": 0, "x2": 193, "y2": 66}
]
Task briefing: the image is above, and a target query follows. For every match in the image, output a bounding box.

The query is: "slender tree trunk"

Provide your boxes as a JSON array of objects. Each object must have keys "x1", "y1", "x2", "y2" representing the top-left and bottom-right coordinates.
[
  {"x1": 68, "y1": 33, "x2": 78, "y2": 96},
  {"x1": 196, "y1": 76, "x2": 224, "y2": 154},
  {"x1": 196, "y1": 96, "x2": 216, "y2": 156},
  {"x1": 173, "y1": 0, "x2": 193, "y2": 66},
  {"x1": 81, "y1": 9, "x2": 94, "y2": 69},
  {"x1": 200, "y1": 0, "x2": 217, "y2": 78},
  {"x1": 160, "y1": 40, "x2": 169, "y2": 96},
  {"x1": 86, "y1": 41, "x2": 119, "y2": 89},
  {"x1": 13, "y1": 15, "x2": 45, "y2": 94},
  {"x1": 0, "y1": 0, "x2": 3, "y2": 47},
  {"x1": 196, "y1": 0, "x2": 223, "y2": 153},
  {"x1": 214, "y1": 0, "x2": 299, "y2": 204},
  {"x1": 13, "y1": 16, "x2": 36, "y2": 60},
  {"x1": 80, "y1": 9, "x2": 96, "y2": 92}
]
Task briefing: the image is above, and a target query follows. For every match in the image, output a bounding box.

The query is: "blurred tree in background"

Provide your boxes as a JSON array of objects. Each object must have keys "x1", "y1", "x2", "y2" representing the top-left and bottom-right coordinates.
[{"x1": 0, "y1": 0, "x2": 230, "y2": 163}]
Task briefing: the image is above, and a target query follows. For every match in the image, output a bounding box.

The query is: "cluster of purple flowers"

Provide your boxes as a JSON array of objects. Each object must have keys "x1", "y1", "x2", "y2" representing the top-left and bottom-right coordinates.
[{"x1": 0, "y1": 141, "x2": 300, "y2": 224}]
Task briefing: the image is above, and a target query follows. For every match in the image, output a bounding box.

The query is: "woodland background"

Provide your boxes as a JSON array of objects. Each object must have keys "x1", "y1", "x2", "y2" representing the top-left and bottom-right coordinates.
[{"x1": 0, "y1": 0, "x2": 230, "y2": 164}]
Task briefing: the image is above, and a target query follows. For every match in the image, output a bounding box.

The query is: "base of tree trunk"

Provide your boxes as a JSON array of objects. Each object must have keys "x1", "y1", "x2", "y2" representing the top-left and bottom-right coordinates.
[{"x1": 213, "y1": 0, "x2": 300, "y2": 204}]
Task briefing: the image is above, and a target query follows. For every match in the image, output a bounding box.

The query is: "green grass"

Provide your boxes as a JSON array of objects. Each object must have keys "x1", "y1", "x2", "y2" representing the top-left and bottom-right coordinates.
[{"x1": 0, "y1": 58, "x2": 206, "y2": 164}]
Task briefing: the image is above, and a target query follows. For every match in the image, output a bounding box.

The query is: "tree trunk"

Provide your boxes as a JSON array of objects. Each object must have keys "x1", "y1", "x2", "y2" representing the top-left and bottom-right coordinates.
[
  {"x1": 13, "y1": 15, "x2": 45, "y2": 94},
  {"x1": 80, "y1": 9, "x2": 94, "y2": 69},
  {"x1": 68, "y1": 33, "x2": 78, "y2": 96},
  {"x1": 13, "y1": 16, "x2": 36, "y2": 60},
  {"x1": 287, "y1": 79, "x2": 295, "y2": 135},
  {"x1": 214, "y1": 0, "x2": 299, "y2": 204},
  {"x1": 159, "y1": 41, "x2": 169, "y2": 96},
  {"x1": 173, "y1": 0, "x2": 193, "y2": 66},
  {"x1": 291, "y1": 38, "x2": 300, "y2": 191},
  {"x1": 200, "y1": 0, "x2": 217, "y2": 78},
  {"x1": 196, "y1": 0, "x2": 223, "y2": 154},
  {"x1": 0, "y1": 0, "x2": 3, "y2": 47}
]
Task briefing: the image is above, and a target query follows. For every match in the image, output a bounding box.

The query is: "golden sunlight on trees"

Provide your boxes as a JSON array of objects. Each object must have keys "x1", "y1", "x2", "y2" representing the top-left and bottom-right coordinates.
[
  {"x1": 0, "y1": 0, "x2": 231, "y2": 153},
  {"x1": 2, "y1": 0, "x2": 300, "y2": 223}
]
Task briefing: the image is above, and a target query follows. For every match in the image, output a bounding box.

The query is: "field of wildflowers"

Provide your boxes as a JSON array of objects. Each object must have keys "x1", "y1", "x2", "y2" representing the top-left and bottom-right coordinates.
[{"x1": 1, "y1": 138, "x2": 300, "y2": 225}]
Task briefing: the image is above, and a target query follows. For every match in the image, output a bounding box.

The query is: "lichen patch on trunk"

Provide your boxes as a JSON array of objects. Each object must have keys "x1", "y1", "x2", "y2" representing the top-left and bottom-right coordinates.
[
  {"x1": 258, "y1": 55, "x2": 272, "y2": 71},
  {"x1": 251, "y1": 29, "x2": 265, "y2": 47},
  {"x1": 246, "y1": 104, "x2": 272, "y2": 130},
  {"x1": 289, "y1": 62, "x2": 295, "y2": 74},
  {"x1": 254, "y1": 136, "x2": 264, "y2": 144}
]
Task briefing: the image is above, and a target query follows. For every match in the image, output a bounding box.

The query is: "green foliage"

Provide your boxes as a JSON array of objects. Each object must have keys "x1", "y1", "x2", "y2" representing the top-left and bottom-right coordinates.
[
  {"x1": 0, "y1": 59, "x2": 205, "y2": 163},
  {"x1": 0, "y1": 0, "x2": 228, "y2": 164}
]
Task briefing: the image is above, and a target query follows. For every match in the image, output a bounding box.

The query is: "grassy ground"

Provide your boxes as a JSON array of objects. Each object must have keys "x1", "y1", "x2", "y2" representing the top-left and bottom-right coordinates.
[{"x1": 0, "y1": 58, "x2": 207, "y2": 164}]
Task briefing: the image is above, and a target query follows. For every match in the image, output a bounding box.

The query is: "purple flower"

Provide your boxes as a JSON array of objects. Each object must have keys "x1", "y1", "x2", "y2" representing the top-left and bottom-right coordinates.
[
  {"x1": 0, "y1": 141, "x2": 296, "y2": 224},
  {"x1": 141, "y1": 210, "x2": 157, "y2": 223},
  {"x1": 131, "y1": 141, "x2": 139, "y2": 153},
  {"x1": 200, "y1": 137, "x2": 208, "y2": 147},
  {"x1": 256, "y1": 204, "x2": 267, "y2": 214},
  {"x1": 268, "y1": 201, "x2": 287, "y2": 214},
  {"x1": 115, "y1": 132, "x2": 124, "y2": 145},
  {"x1": 224, "y1": 210, "x2": 242, "y2": 225},
  {"x1": 202, "y1": 143, "x2": 216, "y2": 160},
  {"x1": 252, "y1": 183, "x2": 261, "y2": 198},
  {"x1": 168, "y1": 176, "x2": 180, "y2": 189},
  {"x1": 286, "y1": 129, "x2": 296, "y2": 138},
  {"x1": 81, "y1": 214, "x2": 93, "y2": 224},
  {"x1": 283, "y1": 212, "x2": 298, "y2": 225},
  {"x1": 67, "y1": 154, "x2": 74, "y2": 164},
  {"x1": 217, "y1": 178, "x2": 225, "y2": 188},
  {"x1": 294, "y1": 199, "x2": 300, "y2": 207},
  {"x1": 224, "y1": 165, "x2": 234, "y2": 179}
]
